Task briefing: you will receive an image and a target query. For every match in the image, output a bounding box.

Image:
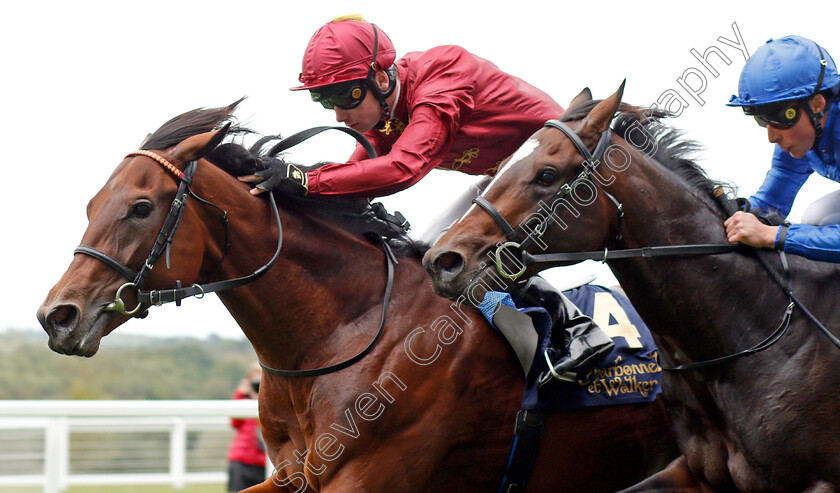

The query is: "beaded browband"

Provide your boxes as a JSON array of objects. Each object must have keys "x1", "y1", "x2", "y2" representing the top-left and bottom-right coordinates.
[{"x1": 126, "y1": 150, "x2": 185, "y2": 180}]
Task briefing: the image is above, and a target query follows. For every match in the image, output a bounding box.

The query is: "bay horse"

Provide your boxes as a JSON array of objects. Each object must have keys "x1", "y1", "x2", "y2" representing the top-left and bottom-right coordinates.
[
  {"x1": 424, "y1": 83, "x2": 840, "y2": 492},
  {"x1": 37, "y1": 101, "x2": 679, "y2": 492}
]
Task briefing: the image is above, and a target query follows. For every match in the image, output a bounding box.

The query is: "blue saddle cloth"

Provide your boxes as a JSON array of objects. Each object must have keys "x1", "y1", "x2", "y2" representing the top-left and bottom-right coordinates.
[{"x1": 479, "y1": 284, "x2": 662, "y2": 414}]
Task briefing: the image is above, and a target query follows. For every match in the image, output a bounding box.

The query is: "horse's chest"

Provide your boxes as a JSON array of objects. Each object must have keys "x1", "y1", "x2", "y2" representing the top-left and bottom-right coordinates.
[
  {"x1": 680, "y1": 428, "x2": 785, "y2": 491},
  {"x1": 677, "y1": 370, "x2": 840, "y2": 491}
]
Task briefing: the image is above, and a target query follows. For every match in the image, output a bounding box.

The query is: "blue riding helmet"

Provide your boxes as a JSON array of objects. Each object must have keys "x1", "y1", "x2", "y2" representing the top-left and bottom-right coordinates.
[{"x1": 728, "y1": 35, "x2": 840, "y2": 107}]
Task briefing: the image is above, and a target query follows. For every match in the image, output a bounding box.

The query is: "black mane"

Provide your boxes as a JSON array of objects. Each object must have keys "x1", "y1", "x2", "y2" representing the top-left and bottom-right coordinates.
[
  {"x1": 560, "y1": 100, "x2": 728, "y2": 197},
  {"x1": 205, "y1": 140, "x2": 426, "y2": 258},
  {"x1": 142, "y1": 98, "x2": 247, "y2": 151}
]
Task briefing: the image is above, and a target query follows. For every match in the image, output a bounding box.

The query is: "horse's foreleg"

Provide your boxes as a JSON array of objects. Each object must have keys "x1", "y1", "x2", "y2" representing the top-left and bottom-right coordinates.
[{"x1": 619, "y1": 456, "x2": 716, "y2": 493}]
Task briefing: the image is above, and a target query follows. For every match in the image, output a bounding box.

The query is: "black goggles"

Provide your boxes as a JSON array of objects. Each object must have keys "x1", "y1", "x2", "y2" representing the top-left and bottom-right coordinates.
[
  {"x1": 749, "y1": 103, "x2": 804, "y2": 129},
  {"x1": 310, "y1": 80, "x2": 368, "y2": 110}
]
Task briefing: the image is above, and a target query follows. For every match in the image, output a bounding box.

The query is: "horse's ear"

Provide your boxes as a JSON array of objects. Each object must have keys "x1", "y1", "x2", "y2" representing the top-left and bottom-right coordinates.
[
  {"x1": 168, "y1": 123, "x2": 232, "y2": 163},
  {"x1": 138, "y1": 133, "x2": 152, "y2": 148},
  {"x1": 581, "y1": 80, "x2": 625, "y2": 135},
  {"x1": 568, "y1": 87, "x2": 593, "y2": 110}
]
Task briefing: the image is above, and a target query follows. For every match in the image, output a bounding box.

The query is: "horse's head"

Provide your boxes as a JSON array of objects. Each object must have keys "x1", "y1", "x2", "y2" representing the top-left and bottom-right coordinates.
[
  {"x1": 423, "y1": 84, "x2": 626, "y2": 299},
  {"x1": 37, "y1": 110, "x2": 232, "y2": 356}
]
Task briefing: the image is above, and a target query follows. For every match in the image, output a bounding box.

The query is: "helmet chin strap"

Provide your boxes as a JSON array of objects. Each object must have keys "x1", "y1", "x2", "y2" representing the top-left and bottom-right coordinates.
[
  {"x1": 804, "y1": 44, "x2": 829, "y2": 151},
  {"x1": 371, "y1": 67, "x2": 397, "y2": 130},
  {"x1": 802, "y1": 102, "x2": 825, "y2": 151},
  {"x1": 373, "y1": 101, "x2": 391, "y2": 130},
  {"x1": 366, "y1": 24, "x2": 397, "y2": 130}
]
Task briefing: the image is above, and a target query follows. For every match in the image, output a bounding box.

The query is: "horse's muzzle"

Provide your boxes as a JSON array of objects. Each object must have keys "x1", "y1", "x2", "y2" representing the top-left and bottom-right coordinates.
[
  {"x1": 423, "y1": 248, "x2": 473, "y2": 300},
  {"x1": 37, "y1": 302, "x2": 113, "y2": 357}
]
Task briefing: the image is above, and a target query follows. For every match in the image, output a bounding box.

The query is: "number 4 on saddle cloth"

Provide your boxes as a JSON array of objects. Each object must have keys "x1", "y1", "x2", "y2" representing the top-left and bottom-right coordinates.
[{"x1": 479, "y1": 279, "x2": 662, "y2": 413}]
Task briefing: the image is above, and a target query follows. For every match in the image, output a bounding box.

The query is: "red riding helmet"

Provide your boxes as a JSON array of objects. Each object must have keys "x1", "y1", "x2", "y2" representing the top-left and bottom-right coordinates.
[{"x1": 291, "y1": 15, "x2": 397, "y2": 91}]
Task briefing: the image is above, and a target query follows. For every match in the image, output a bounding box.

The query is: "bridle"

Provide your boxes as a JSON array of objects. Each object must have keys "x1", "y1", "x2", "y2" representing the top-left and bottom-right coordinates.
[
  {"x1": 470, "y1": 117, "x2": 840, "y2": 370},
  {"x1": 473, "y1": 120, "x2": 614, "y2": 280},
  {"x1": 74, "y1": 127, "x2": 397, "y2": 377},
  {"x1": 75, "y1": 150, "x2": 251, "y2": 316},
  {"x1": 473, "y1": 119, "x2": 735, "y2": 281}
]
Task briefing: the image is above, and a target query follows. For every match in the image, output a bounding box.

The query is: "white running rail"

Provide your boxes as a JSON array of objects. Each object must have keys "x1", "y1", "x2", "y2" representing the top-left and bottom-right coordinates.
[{"x1": 0, "y1": 400, "x2": 259, "y2": 493}]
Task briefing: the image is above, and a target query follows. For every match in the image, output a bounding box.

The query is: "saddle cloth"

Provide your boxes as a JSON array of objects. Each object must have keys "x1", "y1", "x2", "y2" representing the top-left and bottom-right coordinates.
[{"x1": 480, "y1": 284, "x2": 662, "y2": 414}]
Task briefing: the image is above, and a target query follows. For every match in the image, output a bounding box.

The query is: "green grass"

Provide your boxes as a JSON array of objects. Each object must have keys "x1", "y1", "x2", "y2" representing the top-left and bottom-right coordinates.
[{"x1": 0, "y1": 484, "x2": 226, "y2": 493}]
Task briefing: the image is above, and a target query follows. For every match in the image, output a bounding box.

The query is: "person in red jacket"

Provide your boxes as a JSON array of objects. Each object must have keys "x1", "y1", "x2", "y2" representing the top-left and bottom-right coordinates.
[
  {"x1": 227, "y1": 362, "x2": 265, "y2": 492},
  {"x1": 241, "y1": 15, "x2": 614, "y2": 382}
]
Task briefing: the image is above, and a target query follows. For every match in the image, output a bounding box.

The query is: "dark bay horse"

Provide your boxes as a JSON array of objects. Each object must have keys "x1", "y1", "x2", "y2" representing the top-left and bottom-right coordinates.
[
  {"x1": 424, "y1": 84, "x2": 840, "y2": 492},
  {"x1": 36, "y1": 102, "x2": 679, "y2": 492}
]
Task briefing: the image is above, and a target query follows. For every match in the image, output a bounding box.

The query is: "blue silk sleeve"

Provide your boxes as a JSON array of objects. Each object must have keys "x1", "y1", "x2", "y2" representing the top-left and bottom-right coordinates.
[
  {"x1": 781, "y1": 223, "x2": 840, "y2": 262},
  {"x1": 749, "y1": 146, "x2": 814, "y2": 216}
]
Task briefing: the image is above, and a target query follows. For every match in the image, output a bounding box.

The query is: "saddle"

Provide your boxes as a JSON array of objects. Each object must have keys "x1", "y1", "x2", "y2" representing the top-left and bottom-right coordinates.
[{"x1": 484, "y1": 281, "x2": 662, "y2": 493}]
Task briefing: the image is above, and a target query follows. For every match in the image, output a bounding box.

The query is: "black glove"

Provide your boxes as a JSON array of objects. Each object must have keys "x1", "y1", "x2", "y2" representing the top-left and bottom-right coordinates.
[{"x1": 253, "y1": 157, "x2": 308, "y2": 196}]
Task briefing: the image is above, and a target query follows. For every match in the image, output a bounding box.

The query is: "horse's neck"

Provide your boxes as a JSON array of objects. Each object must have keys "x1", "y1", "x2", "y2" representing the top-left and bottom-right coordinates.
[
  {"x1": 193, "y1": 168, "x2": 390, "y2": 369},
  {"x1": 607, "y1": 159, "x2": 769, "y2": 358},
  {"x1": 617, "y1": 160, "x2": 724, "y2": 247}
]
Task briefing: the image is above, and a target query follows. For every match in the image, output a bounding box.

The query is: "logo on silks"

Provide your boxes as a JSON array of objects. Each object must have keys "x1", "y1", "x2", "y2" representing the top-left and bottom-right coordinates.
[{"x1": 546, "y1": 285, "x2": 661, "y2": 414}]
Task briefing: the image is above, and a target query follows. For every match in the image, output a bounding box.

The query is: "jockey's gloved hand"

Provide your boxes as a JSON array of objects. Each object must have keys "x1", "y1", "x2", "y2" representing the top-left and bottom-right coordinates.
[{"x1": 239, "y1": 157, "x2": 308, "y2": 196}]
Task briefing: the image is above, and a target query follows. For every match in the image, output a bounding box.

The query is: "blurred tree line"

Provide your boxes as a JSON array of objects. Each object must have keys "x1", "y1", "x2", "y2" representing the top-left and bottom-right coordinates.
[{"x1": 0, "y1": 329, "x2": 258, "y2": 399}]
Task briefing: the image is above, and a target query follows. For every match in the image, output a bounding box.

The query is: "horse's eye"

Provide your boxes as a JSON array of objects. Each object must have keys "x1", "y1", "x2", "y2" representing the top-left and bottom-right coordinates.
[
  {"x1": 536, "y1": 169, "x2": 558, "y2": 186},
  {"x1": 132, "y1": 202, "x2": 153, "y2": 218}
]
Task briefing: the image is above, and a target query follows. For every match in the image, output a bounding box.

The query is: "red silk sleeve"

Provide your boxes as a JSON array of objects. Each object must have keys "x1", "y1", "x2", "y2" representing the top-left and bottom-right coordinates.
[
  {"x1": 307, "y1": 106, "x2": 459, "y2": 197},
  {"x1": 306, "y1": 65, "x2": 476, "y2": 198}
]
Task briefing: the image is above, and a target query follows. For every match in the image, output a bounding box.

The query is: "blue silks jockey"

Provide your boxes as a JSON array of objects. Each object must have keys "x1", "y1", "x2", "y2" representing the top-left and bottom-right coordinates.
[{"x1": 725, "y1": 35, "x2": 840, "y2": 262}]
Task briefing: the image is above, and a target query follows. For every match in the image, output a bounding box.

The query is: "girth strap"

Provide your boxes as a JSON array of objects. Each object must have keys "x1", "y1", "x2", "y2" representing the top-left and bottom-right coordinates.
[{"x1": 498, "y1": 409, "x2": 545, "y2": 493}]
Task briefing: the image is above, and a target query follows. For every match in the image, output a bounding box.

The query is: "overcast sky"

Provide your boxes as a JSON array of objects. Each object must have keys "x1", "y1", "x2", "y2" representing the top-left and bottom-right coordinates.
[{"x1": 2, "y1": 1, "x2": 836, "y2": 342}]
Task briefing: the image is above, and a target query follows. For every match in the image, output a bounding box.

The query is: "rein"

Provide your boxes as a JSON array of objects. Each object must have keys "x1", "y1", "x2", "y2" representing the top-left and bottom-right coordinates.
[
  {"x1": 75, "y1": 126, "x2": 399, "y2": 377},
  {"x1": 668, "y1": 194, "x2": 840, "y2": 370},
  {"x1": 259, "y1": 237, "x2": 396, "y2": 377}
]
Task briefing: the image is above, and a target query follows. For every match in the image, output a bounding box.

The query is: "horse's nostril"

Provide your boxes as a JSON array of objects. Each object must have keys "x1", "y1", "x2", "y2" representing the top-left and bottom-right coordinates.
[
  {"x1": 48, "y1": 304, "x2": 80, "y2": 331},
  {"x1": 434, "y1": 251, "x2": 465, "y2": 275}
]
